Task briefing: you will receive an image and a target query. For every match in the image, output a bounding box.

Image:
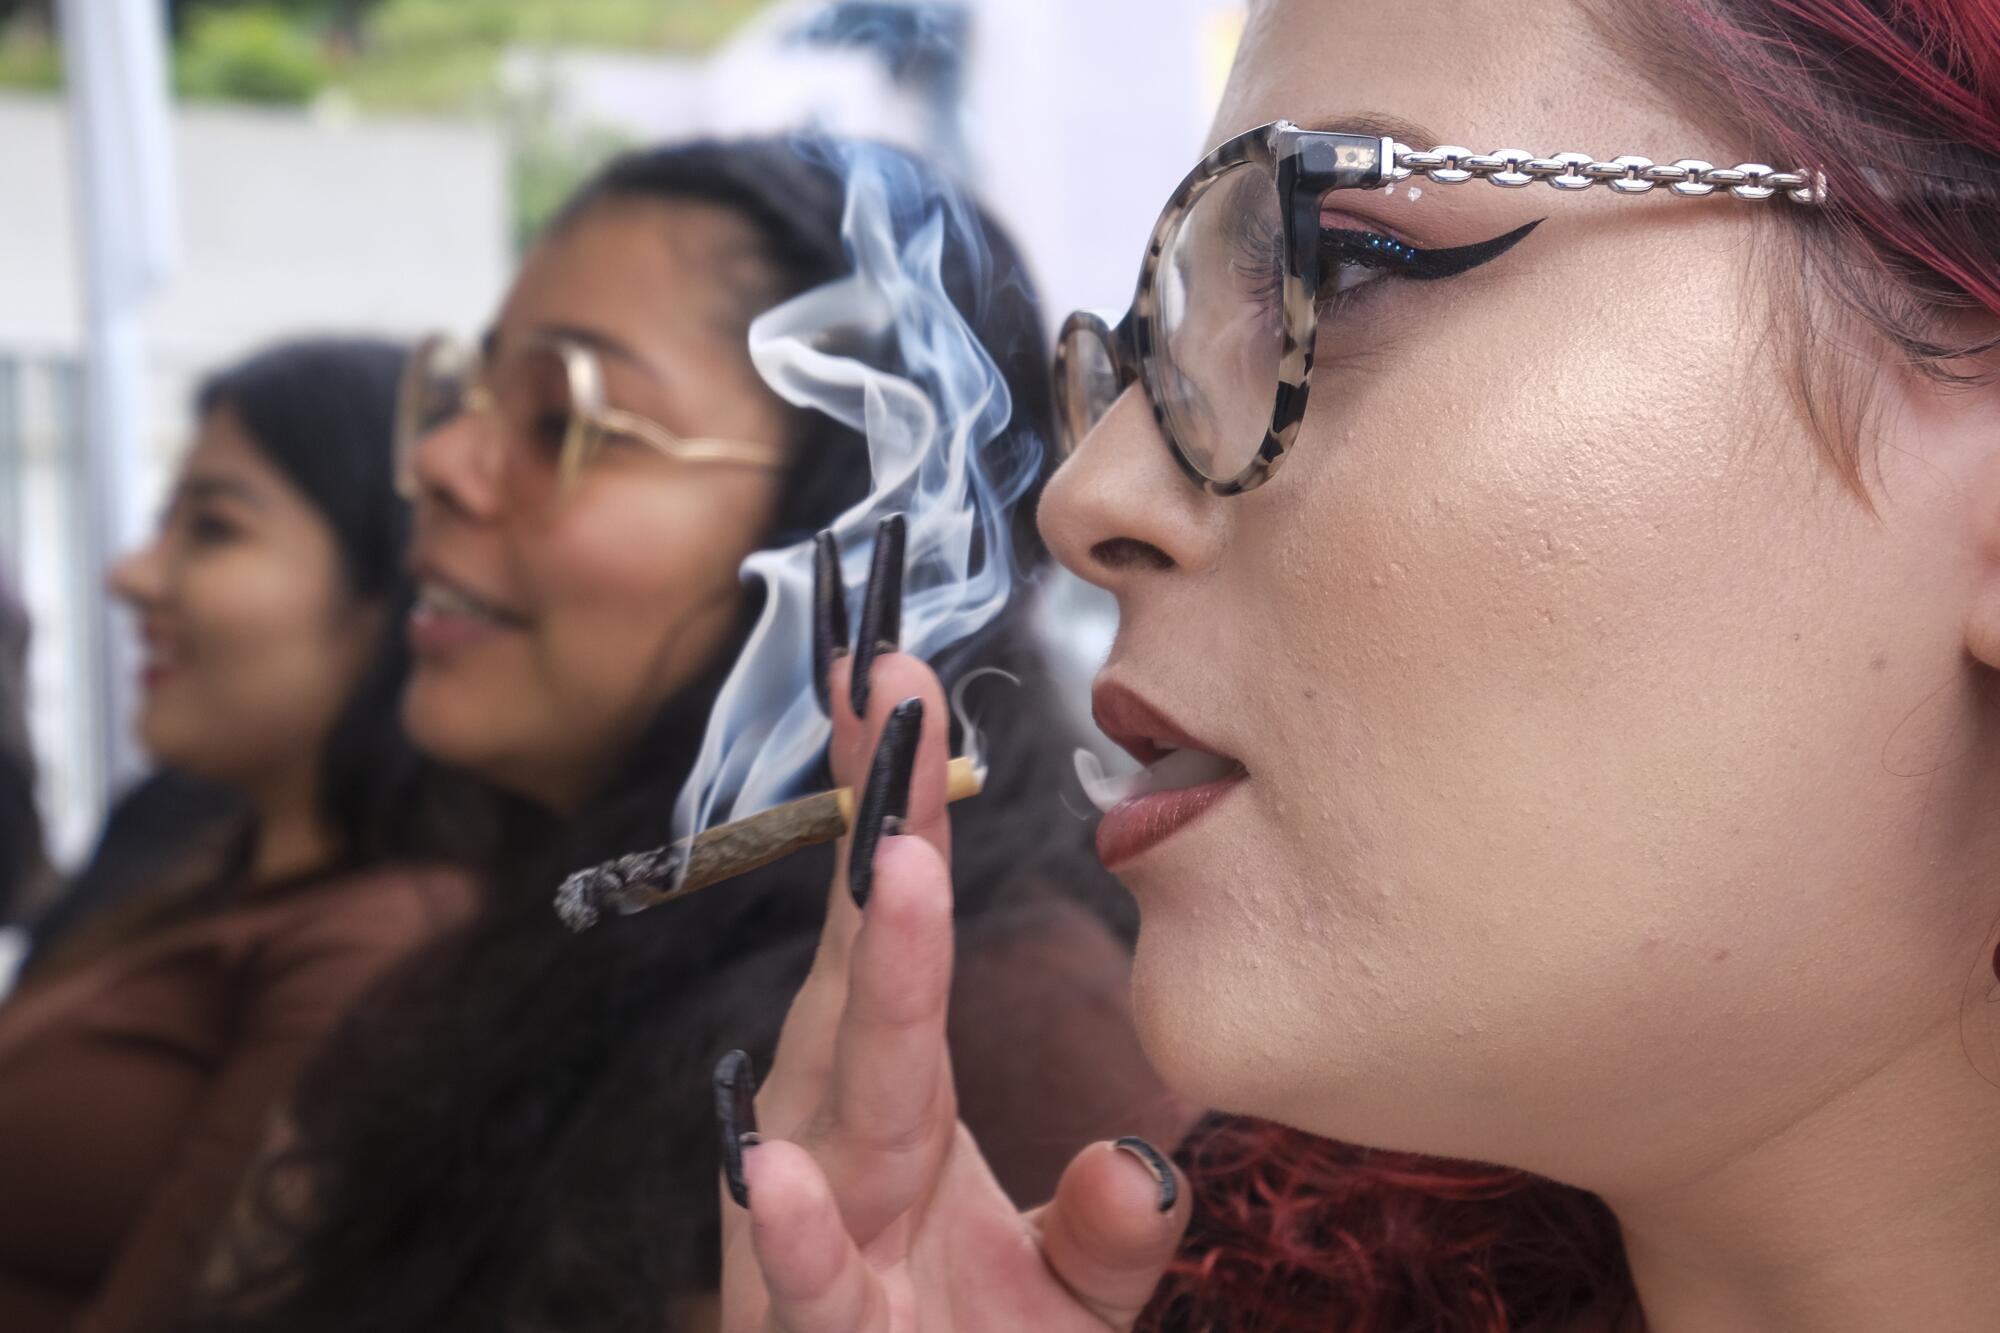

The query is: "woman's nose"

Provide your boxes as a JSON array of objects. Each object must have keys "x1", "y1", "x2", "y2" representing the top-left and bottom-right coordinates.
[
  {"x1": 108, "y1": 538, "x2": 166, "y2": 610},
  {"x1": 1039, "y1": 385, "x2": 1222, "y2": 594},
  {"x1": 407, "y1": 409, "x2": 506, "y2": 522}
]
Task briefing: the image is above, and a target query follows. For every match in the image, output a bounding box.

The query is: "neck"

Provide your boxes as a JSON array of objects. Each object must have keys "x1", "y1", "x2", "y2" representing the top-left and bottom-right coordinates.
[
  {"x1": 1604, "y1": 1016, "x2": 2000, "y2": 1333},
  {"x1": 244, "y1": 760, "x2": 341, "y2": 885}
]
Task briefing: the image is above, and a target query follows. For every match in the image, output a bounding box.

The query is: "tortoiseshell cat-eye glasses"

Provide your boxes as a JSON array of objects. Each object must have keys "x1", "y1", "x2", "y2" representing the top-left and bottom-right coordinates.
[{"x1": 1054, "y1": 120, "x2": 1818, "y2": 497}]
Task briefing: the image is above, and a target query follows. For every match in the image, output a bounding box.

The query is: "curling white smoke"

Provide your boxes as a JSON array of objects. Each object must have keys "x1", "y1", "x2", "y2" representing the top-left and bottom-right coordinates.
[{"x1": 666, "y1": 143, "x2": 1037, "y2": 856}]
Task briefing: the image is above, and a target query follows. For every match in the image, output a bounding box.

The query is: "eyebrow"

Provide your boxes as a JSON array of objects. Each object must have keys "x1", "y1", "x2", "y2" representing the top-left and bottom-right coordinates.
[
  {"x1": 1294, "y1": 112, "x2": 1443, "y2": 152},
  {"x1": 177, "y1": 474, "x2": 266, "y2": 508}
]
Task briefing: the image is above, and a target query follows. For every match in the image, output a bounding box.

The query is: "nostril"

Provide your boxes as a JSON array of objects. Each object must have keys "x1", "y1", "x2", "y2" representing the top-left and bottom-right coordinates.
[{"x1": 1089, "y1": 537, "x2": 1174, "y2": 572}]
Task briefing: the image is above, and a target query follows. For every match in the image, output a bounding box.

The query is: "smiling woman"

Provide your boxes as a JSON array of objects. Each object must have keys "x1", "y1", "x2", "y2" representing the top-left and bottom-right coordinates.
[
  {"x1": 0, "y1": 339, "x2": 479, "y2": 1333},
  {"x1": 395, "y1": 193, "x2": 799, "y2": 812}
]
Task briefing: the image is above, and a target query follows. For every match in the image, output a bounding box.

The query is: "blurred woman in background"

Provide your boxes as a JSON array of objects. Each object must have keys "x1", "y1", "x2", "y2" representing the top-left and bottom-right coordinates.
[
  {"x1": 0, "y1": 339, "x2": 478, "y2": 1333},
  {"x1": 0, "y1": 566, "x2": 51, "y2": 935},
  {"x1": 203, "y1": 139, "x2": 1185, "y2": 1333}
]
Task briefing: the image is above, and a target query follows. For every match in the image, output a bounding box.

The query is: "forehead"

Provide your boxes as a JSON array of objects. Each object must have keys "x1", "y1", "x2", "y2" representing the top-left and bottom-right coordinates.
[
  {"x1": 497, "y1": 199, "x2": 775, "y2": 362},
  {"x1": 1217, "y1": 0, "x2": 1702, "y2": 162},
  {"x1": 176, "y1": 407, "x2": 313, "y2": 513},
  {"x1": 187, "y1": 405, "x2": 277, "y2": 484}
]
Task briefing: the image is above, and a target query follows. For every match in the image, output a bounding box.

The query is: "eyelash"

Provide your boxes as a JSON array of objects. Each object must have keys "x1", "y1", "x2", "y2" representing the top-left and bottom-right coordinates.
[
  {"x1": 1323, "y1": 228, "x2": 1423, "y2": 303},
  {"x1": 1231, "y1": 227, "x2": 1421, "y2": 317},
  {"x1": 1233, "y1": 218, "x2": 1543, "y2": 325}
]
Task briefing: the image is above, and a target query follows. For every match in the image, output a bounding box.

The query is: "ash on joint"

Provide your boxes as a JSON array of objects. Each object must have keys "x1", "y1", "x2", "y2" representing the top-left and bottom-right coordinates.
[{"x1": 552, "y1": 845, "x2": 688, "y2": 932}]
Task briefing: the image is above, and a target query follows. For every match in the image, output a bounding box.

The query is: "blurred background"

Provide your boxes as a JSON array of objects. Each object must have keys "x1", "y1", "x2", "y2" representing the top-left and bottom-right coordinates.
[{"x1": 0, "y1": 0, "x2": 1246, "y2": 867}]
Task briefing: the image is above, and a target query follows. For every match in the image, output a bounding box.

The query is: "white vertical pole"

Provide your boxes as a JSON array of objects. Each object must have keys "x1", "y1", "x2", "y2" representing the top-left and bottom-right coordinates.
[{"x1": 58, "y1": 0, "x2": 178, "y2": 808}]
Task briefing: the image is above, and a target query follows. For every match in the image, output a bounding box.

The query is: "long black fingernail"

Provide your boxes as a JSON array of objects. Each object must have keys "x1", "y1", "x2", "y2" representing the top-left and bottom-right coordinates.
[
  {"x1": 812, "y1": 530, "x2": 848, "y2": 716},
  {"x1": 848, "y1": 697, "x2": 922, "y2": 910},
  {"x1": 849, "y1": 513, "x2": 906, "y2": 718},
  {"x1": 1113, "y1": 1137, "x2": 1178, "y2": 1213},
  {"x1": 715, "y1": 1049, "x2": 760, "y2": 1209}
]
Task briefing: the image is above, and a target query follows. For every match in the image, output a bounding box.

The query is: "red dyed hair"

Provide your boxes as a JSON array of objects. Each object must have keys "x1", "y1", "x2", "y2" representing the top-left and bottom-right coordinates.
[
  {"x1": 1139, "y1": 1116, "x2": 1628, "y2": 1332},
  {"x1": 1140, "y1": 2, "x2": 2000, "y2": 1330}
]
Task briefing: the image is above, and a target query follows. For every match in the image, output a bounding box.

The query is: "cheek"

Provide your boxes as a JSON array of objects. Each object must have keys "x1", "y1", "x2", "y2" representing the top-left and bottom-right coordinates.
[
  {"x1": 145, "y1": 554, "x2": 362, "y2": 771},
  {"x1": 1261, "y1": 297, "x2": 1894, "y2": 916},
  {"x1": 1155, "y1": 254, "x2": 1979, "y2": 1158},
  {"x1": 517, "y1": 479, "x2": 773, "y2": 727}
]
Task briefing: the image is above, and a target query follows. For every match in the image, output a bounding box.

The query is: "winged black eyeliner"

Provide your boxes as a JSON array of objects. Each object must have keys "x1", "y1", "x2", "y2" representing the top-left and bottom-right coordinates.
[{"x1": 1321, "y1": 217, "x2": 1545, "y2": 282}]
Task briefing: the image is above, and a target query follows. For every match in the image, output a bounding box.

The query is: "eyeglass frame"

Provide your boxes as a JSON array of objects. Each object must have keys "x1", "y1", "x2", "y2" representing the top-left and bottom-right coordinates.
[
  {"x1": 1054, "y1": 120, "x2": 1820, "y2": 497},
  {"x1": 394, "y1": 330, "x2": 788, "y2": 498}
]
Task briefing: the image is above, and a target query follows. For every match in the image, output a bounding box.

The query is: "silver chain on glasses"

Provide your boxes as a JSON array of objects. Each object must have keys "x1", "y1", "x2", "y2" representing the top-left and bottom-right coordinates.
[{"x1": 1391, "y1": 144, "x2": 1821, "y2": 204}]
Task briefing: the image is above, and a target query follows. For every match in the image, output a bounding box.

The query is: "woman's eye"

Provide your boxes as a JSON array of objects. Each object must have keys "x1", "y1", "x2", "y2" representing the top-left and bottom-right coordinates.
[
  {"x1": 1327, "y1": 259, "x2": 1392, "y2": 297},
  {"x1": 185, "y1": 510, "x2": 241, "y2": 544},
  {"x1": 1320, "y1": 229, "x2": 1419, "y2": 302},
  {"x1": 531, "y1": 413, "x2": 570, "y2": 453}
]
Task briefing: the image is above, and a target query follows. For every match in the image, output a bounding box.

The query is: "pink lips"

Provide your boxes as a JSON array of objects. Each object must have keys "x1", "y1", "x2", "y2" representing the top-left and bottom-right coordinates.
[
  {"x1": 1089, "y1": 680, "x2": 1247, "y2": 869},
  {"x1": 406, "y1": 602, "x2": 508, "y2": 657},
  {"x1": 1095, "y1": 771, "x2": 1246, "y2": 868}
]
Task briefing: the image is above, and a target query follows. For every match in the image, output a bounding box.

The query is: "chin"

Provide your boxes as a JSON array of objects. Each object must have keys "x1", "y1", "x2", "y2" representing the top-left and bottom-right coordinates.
[
  {"x1": 403, "y1": 681, "x2": 568, "y2": 807},
  {"x1": 134, "y1": 708, "x2": 196, "y2": 776},
  {"x1": 1126, "y1": 916, "x2": 1301, "y2": 1121},
  {"x1": 1126, "y1": 899, "x2": 1476, "y2": 1151},
  {"x1": 400, "y1": 676, "x2": 488, "y2": 771}
]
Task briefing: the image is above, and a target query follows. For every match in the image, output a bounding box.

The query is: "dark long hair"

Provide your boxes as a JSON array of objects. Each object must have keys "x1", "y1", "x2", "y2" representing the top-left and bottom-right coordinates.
[
  {"x1": 26, "y1": 339, "x2": 473, "y2": 979},
  {"x1": 203, "y1": 138, "x2": 1126, "y2": 1333}
]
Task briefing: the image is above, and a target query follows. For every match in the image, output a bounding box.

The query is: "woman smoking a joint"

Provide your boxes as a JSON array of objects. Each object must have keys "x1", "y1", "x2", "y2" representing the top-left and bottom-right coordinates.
[{"x1": 718, "y1": 0, "x2": 2000, "y2": 1329}]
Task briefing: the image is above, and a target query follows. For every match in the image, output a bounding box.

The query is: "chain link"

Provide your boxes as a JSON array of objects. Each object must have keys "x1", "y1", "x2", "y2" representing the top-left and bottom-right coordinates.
[{"x1": 1389, "y1": 142, "x2": 1821, "y2": 204}]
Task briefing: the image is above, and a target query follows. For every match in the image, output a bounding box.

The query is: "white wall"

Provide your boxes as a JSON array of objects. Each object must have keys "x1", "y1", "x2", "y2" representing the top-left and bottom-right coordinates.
[
  {"x1": 960, "y1": 0, "x2": 1231, "y2": 321},
  {"x1": 0, "y1": 94, "x2": 509, "y2": 367}
]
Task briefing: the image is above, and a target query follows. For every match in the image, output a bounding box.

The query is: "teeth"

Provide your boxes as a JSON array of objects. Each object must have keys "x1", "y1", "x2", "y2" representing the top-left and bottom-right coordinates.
[
  {"x1": 418, "y1": 581, "x2": 505, "y2": 622},
  {"x1": 1073, "y1": 746, "x2": 1240, "y2": 814}
]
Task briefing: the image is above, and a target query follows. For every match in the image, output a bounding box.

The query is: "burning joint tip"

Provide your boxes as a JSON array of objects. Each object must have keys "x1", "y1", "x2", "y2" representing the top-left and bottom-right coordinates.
[
  {"x1": 554, "y1": 846, "x2": 688, "y2": 932},
  {"x1": 553, "y1": 872, "x2": 604, "y2": 932},
  {"x1": 551, "y1": 756, "x2": 984, "y2": 930}
]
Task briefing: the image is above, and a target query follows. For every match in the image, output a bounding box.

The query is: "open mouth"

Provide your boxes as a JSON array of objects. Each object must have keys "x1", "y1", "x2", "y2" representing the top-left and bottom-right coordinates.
[
  {"x1": 407, "y1": 568, "x2": 528, "y2": 655},
  {"x1": 1075, "y1": 745, "x2": 1242, "y2": 811},
  {"x1": 133, "y1": 621, "x2": 178, "y2": 689},
  {"x1": 1083, "y1": 681, "x2": 1247, "y2": 869},
  {"x1": 413, "y1": 579, "x2": 521, "y2": 625}
]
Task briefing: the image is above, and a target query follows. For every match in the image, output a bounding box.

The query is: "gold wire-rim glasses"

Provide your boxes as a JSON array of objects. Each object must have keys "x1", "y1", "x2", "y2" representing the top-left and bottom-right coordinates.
[{"x1": 394, "y1": 331, "x2": 788, "y2": 497}]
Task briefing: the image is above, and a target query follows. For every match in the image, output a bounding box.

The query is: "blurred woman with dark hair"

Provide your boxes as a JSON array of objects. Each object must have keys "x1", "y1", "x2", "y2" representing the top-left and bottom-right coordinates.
[
  {"x1": 0, "y1": 565, "x2": 52, "y2": 932},
  {"x1": 0, "y1": 339, "x2": 478, "y2": 1333},
  {"x1": 201, "y1": 138, "x2": 1184, "y2": 1333}
]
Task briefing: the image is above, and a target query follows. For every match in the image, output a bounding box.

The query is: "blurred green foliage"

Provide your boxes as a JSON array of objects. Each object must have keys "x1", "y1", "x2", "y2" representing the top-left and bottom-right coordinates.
[
  {"x1": 174, "y1": 5, "x2": 327, "y2": 103},
  {"x1": 0, "y1": 17, "x2": 55, "y2": 90},
  {"x1": 0, "y1": 0, "x2": 769, "y2": 108}
]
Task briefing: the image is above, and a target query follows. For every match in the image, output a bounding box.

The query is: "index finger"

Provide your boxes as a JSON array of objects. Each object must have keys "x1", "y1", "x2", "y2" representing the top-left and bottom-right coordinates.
[{"x1": 761, "y1": 653, "x2": 952, "y2": 1134}]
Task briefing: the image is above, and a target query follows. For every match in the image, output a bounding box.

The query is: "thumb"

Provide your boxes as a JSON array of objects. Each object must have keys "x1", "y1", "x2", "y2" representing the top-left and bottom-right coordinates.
[{"x1": 1031, "y1": 1138, "x2": 1190, "y2": 1330}]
